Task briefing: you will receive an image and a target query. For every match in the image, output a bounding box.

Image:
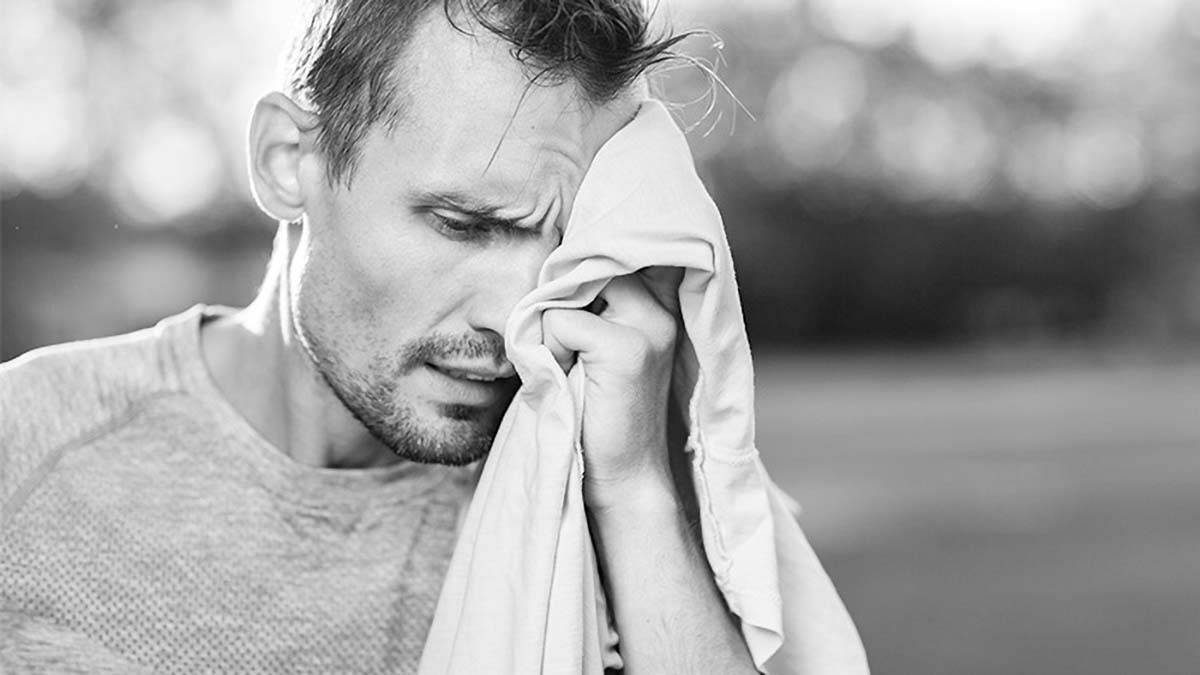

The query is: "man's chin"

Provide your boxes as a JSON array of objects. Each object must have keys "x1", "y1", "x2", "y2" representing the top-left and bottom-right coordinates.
[
  {"x1": 311, "y1": 355, "x2": 506, "y2": 465},
  {"x1": 372, "y1": 407, "x2": 499, "y2": 466}
]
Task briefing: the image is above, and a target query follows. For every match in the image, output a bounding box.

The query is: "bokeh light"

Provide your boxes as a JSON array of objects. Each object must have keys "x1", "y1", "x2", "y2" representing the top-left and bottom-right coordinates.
[{"x1": 110, "y1": 116, "x2": 225, "y2": 224}]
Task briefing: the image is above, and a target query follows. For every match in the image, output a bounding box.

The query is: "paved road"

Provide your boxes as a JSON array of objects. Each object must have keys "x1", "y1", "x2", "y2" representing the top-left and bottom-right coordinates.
[{"x1": 752, "y1": 350, "x2": 1200, "y2": 675}]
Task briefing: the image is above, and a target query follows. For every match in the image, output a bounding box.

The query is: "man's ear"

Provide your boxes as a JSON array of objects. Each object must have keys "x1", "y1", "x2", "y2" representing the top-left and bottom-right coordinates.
[{"x1": 247, "y1": 92, "x2": 322, "y2": 221}]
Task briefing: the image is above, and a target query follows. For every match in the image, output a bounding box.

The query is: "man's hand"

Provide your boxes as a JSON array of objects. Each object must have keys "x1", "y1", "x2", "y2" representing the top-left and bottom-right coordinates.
[
  {"x1": 541, "y1": 269, "x2": 682, "y2": 511},
  {"x1": 541, "y1": 269, "x2": 759, "y2": 674}
]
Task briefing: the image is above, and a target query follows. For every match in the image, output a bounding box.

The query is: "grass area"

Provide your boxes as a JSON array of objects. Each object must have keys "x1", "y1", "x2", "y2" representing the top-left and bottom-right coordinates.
[{"x1": 753, "y1": 349, "x2": 1200, "y2": 675}]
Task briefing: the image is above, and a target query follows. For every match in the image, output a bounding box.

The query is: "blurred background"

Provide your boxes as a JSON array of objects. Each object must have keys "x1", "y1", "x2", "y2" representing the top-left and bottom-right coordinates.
[{"x1": 2, "y1": 0, "x2": 1199, "y2": 672}]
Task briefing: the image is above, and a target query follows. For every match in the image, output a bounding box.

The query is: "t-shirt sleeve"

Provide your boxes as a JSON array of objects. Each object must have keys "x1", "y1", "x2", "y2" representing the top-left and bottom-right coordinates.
[
  {"x1": 1, "y1": 352, "x2": 61, "y2": 512},
  {"x1": 0, "y1": 333, "x2": 165, "y2": 520}
]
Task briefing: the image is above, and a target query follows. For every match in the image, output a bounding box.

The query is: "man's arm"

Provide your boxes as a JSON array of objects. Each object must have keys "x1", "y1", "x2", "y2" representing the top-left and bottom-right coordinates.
[
  {"x1": 543, "y1": 271, "x2": 759, "y2": 674},
  {"x1": 588, "y1": 479, "x2": 757, "y2": 674}
]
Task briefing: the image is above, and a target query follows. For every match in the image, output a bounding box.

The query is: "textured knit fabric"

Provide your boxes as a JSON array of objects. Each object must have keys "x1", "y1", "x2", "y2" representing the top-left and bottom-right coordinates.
[
  {"x1": 420, "y1": 100, "x2": 869, "y2": 674},
  {"x1": 0, "y1": 306, "x2": 474, "y2": 674}
]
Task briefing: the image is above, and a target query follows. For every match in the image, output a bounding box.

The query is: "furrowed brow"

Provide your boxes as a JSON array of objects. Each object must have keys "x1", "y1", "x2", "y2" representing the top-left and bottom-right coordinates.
[{"x1": 418, "y1": 189, "x2": 531, "y2": 232}]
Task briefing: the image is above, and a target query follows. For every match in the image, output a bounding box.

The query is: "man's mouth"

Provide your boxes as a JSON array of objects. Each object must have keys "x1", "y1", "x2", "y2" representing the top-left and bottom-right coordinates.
[
  {"x1": 422, "y1": 361, "x2": 520, "y2": 410},
  {"x1": 427, "y1": 363, "x2": 516, "y2": 383}
]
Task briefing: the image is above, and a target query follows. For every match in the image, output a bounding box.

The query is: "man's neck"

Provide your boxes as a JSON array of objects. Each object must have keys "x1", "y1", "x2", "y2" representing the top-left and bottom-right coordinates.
[{"x1": 198, "y1": 221, "x2": 399, "y2": 469}]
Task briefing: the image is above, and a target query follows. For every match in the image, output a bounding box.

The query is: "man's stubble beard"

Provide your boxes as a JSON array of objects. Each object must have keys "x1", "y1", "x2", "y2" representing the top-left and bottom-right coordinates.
[{"x1": 300, "y1": 328, "x2": 509, "y2": 467}]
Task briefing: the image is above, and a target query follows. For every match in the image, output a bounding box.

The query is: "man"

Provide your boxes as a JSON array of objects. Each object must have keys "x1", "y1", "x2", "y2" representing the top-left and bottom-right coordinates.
[{"x1": 0, "y1": 0, "x2": 761, "y2": 672}]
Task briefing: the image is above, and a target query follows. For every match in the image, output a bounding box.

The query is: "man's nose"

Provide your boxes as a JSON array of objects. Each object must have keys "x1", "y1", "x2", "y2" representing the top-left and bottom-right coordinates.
[{"x1": 465, "y1": 245, "x2": 548, "y2": 339}]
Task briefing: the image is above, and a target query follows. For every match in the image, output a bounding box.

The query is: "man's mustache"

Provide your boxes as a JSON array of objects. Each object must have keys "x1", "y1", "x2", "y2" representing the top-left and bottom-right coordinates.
[{"x1": 401, "y1": 333, "x2": 508, "y2": 369}]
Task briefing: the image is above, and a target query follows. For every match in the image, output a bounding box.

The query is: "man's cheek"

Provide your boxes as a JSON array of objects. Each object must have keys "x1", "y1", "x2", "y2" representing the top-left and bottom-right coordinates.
[
  {"x1": 310, "y1": 238, "x2": 404, "y2": 320},
  {"x1": 345, "y1": 227, "x2": 448, "y2": 297}
]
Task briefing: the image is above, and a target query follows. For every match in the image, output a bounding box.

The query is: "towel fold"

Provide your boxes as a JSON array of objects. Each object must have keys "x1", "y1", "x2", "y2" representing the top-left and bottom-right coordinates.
[{"x1": 419, "y1": 100, "x2": 869, "y2": 675}]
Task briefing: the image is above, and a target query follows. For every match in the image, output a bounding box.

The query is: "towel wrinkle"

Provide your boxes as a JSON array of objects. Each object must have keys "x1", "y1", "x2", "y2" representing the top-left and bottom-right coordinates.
[{"x1": 419, "y1": 101, "x2": 869, "y2": 675}]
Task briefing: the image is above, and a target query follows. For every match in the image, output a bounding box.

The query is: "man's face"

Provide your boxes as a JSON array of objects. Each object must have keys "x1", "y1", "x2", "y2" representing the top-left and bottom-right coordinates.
[{"x1": 291, "y1": 13, "x2": 638, "y2": 465}]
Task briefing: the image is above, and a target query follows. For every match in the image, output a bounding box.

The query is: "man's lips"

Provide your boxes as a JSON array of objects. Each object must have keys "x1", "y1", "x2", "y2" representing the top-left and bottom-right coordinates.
[
  {"x1": 422, "y1": 362, "x2": 519, "y2": 410},
  {"x1": 427, "y1": 362, "x2": 517, "y2": 383}
]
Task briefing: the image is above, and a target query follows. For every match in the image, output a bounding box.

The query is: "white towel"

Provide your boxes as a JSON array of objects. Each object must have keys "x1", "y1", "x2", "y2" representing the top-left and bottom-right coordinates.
[{"x1": 418, "y1": 100, "x2": 869, "y2": 675}]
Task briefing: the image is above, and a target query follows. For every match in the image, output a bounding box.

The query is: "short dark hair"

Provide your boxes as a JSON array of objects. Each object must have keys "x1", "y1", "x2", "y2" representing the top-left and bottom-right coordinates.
[{"x1": 285, "y1": 0, "x2": 689, "y2": 185}]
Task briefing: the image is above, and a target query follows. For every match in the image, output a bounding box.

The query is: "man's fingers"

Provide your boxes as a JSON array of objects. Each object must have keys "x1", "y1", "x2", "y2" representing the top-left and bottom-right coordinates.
[
  {"x1": 594, "y1": 274, "x2": 659, "y2": 324},
  {"x1": 542, "y1": 307, "x2": 613, "y2": 373},
  {"x1": 542, "y1": 271, "x2": 680, "y2": 376},
  {"x1": 595, "y1": 273, "x2": 677, "y2": 355}
]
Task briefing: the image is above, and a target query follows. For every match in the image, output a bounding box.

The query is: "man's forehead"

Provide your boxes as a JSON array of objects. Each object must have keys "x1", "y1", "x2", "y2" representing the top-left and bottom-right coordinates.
[
  {"x1": 393, "y1": 10, "x2": 638, "y2": 160},
  {"x1": 372, "y1": 10, "x2": 642, "y2": 217}
]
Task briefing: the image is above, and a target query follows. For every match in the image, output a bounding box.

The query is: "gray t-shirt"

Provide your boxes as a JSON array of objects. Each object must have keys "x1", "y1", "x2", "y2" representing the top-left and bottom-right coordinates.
[{"x1": 0, "y1": 306, "x2": 475, "y2": 674}]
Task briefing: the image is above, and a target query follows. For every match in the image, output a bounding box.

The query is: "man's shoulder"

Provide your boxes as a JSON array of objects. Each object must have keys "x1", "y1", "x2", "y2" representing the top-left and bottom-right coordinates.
[
  {"x1": 2, "y1": 323, "x2": 173, "y2": 416},
  {"x1": 0, "y1": 316, "x2": 192, "y2": 496}
]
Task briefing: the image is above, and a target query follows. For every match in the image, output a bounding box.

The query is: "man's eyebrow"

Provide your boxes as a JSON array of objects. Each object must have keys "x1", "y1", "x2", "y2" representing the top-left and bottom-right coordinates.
[{"x1": 416, "y1": 189, "x2": 528, "y2": 230}]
